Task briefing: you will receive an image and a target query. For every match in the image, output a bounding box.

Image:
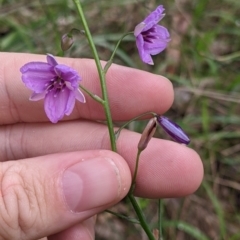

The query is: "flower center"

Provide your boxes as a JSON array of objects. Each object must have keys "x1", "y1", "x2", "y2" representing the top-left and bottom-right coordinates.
[
  {"x1": 142, "y1": 26, "x2": 158, "y2": 43},
  {"x1": 46, "y1": 77, "x2": 66, "y2": 97}
]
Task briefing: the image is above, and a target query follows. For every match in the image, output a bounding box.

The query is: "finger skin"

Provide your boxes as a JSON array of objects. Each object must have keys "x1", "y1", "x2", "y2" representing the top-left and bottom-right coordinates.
[
  {"x1": 0, "y1": 121, "x2": 203, "y2": 198},
  {"x1": 0, "y1": 52, "x2": 173, "y2": 124},
  {"x1": 0, "y1": 151, "x2": 130, "y2": 240},
  {"x1": 48, "y1": 218, "x2": 96, "y2": 240}
]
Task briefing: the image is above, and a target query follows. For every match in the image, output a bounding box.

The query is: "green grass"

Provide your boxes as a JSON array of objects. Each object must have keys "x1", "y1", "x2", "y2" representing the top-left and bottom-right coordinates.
[{"x1": 1, "y1": 0, "x2": 240, "y2": 239}]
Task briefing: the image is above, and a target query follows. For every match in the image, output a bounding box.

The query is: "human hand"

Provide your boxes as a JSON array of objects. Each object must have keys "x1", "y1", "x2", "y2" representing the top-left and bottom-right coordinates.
[{"x1": 0, "y1": 53, "x2": 203, "y2": 240}]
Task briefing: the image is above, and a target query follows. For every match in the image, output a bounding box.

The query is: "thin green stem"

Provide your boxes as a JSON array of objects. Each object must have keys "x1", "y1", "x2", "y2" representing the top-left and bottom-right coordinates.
[
  {"x1": 104, "y1": 32, "x2": 133, "y2": 73},
  {"x1": 130, "y1": 149, "x2": 141, "y2": 194},
  {"x1": 128, "y1": 194, "x2": 155, "y2": 240},
  {"x1": 105, "y1": 210, "x2": 140, "y2": 224},
  {"x1": 158, "y1": 199, "x2": 164, "y2": 240},
  {"x1": 73, "y1": 3, "x2": 154, "y2": 240},
  {"x1": 73, "y1": 0, "x2": 116, "y2": 151},
  {"x1": 127, "y1": 149, "x2": 155, "y2": 239},
  {"x1": 80, "y1": 85, "x2": 104, "y2": 104},
  {"x1": 115, "y1": 111, "x2": 156, "y2": 138}
]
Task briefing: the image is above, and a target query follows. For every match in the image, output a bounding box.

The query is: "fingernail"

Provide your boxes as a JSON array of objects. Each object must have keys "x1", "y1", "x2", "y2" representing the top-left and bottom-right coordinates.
[{"x1": 62, "y1": 157, "x2": 120, "y2": 213}]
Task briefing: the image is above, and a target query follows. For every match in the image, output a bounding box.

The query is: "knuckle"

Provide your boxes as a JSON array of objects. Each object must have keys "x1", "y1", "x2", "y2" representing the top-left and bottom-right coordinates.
[
  {"x1": 0, "y1": 162, "x2": 46, "y2": 239},
  {"x1": 1, "y1": 124, "x2": 28, "y2": 161}
]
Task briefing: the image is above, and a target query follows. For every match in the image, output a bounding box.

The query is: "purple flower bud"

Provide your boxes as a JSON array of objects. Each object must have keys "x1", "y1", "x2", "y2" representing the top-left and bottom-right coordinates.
[
  {"x1": 61, "y1": 34, "x2": 74, "y2": 51},
  {"x1": 134, "y1": 5, "x2": 171, "y2": 65},
  {"x1": 138, "y1": 118, "x2": 157, "y2": 151},
  {"x1": 157, "y1": 115, "x2": 190, "y2": 145}
]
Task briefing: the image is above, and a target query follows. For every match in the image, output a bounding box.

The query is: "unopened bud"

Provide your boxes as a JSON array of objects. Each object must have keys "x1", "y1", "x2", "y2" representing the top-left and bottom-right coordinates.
[
  {"x1": 61, "y1": 33, "x2": 74, "y2": 51},
  {"x1": 157, "y1": 115, "x2": 190, "y2": 144},
  {"x1": 138, "y1": 118, "x2": 157, "y2": 151}
]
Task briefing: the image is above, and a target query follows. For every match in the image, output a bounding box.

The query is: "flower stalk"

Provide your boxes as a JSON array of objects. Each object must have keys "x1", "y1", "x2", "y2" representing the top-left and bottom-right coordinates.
[
  {"x1": 104, "y1": 32, "x2": 133, "y2": 73},
  {"x1": 115, "y1": 111, "x2": 156, "y2": 139},
  {"x1": 158, "y1": 199, "x2": 164, "y2": 240},
  {"x1": 105, "y1": 209, "x2": 140, "y2": 224},
  {"x1": 73, "y1": 0, "x2": 116, "y2": 151},
  {"x1": 128, "y1": 194, "x2": 155, "y2": 240},
  {"x1": 80, "y1": 85, "x2": 104, "y2": 104},
  {"x1": 129, "y1": 149, "x2": 141, "y2": 194},
  {"x1": 72, "y1": 2, "x2": 158, "y2": 239}
]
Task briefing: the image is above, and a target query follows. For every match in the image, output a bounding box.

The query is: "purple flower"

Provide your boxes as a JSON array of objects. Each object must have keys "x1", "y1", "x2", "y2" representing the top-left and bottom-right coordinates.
[
  {"x1": 134, "y1": 5, "x2": 171, "y2": 65},
  {"x1": 157, "y1": 115, "x2": 190, "y2": 145},
  {"x1": 20, "y1": 54, "x2": 85, "y2": 123}
]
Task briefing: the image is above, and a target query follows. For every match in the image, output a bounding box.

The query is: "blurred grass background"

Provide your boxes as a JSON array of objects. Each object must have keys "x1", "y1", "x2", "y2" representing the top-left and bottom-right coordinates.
[{"x1": 1, "y1": 0, "x2": 240, "y2": 239}]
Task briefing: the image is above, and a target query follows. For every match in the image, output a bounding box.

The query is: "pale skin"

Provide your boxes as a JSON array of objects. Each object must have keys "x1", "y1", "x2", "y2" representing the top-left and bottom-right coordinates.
[{"x1": 0, "y1": 52, "x2": 203, "y2": 240}]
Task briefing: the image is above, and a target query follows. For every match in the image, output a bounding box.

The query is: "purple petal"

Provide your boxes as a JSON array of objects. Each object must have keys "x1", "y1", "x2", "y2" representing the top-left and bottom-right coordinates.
[
  {"x1": 142, "y1": 5, "x2": 165, "y2": 32},
  {"x1": 144, "y1": 25, "x2": 170, "y2": 42},
  {"x1": 65, "y1": 90, "x2": 76, "y2": 115},
  {"x1": 44, "y1": 89, "x2": 70, "y2": 123},
  {"x1": 21, "y1": 62, "x2": 55, "y2": 93},
  {"x1": 144, "y1": 40, "x2": 169, "y2": 55},
  {"x1": 136, "y1": 35, "x2": 154, "y2": 65},
  {"x1": 30, "y1": 92, "x2": 46, "y2": 101},
  {"x1": 65, "y1": 81, "x2": 74, "y2": 91},
  {"x1": 157, "y1": 116, "x2": 190, "y2": 145},
  {"x1": 54, "y1": 64, "x2": 80, "y2": 88},
  {"x1": 20, "y1": 62, "x2": 54, "y2": 74},
  {"x1": 74, "y1": 88, "x2": 86, "y2": 103},
  {"x1": 47, "y1": 54, "x2": 58, "y2": 66},
  {"x1": 134, "y1": 22, "x2": 146, "y2": 37}
]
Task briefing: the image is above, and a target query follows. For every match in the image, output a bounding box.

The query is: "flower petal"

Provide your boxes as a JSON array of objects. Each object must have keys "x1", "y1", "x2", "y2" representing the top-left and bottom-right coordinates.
[
  {"x1": 134, "y1": 22, "x2": 146, "y2": 37},
  {"x1": 154, "y1": 25, "x2": 171, "y2": 40},
  {"x1": 136, "y1": 35, "x2": 154, "y2": 65},
  {"x1": 20, "y1": 62, "x2": 54, "y2": 75},
  {"x1": 30, "y1": 92, "x2": 46, "y2": 101},
  {"x1": 65, "y1": 90, "x2": 76, "y2": 116},
  {"x1": 74, "y1": 88, "x2": 86, "y2": 103},
  {"x1": 144, "y1": 40, "x2": 169, "y2": 55},
  {"x1": 54, "y1": 64, "x2": 80, "y2": 88},
  {"x1": 44, "y1": 89, "x2": 70, "y2": 123},
  {"x1": 157, "y1": 116, "x2": 190, "y2": 145},
  {"x1": 142, "y1": 5, "x2": 165, "y2": 32},
  {"x1": 20, "y1": 62, "x2": 55, "y2": 93},
  {"x1": 47, "y1": 54, "x2": 58, "y2": 66}
]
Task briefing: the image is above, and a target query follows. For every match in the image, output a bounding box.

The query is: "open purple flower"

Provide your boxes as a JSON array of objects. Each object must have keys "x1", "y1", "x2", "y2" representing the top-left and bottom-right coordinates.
[
  {"x1": 157, "y1": 115, "x2": 190, "y2": 145},
  {"x1": 134, "y1": 5, "x2": 171, "y2": 65},
  {"x1": 20, "y1": 54, "x2": 85, "y2": 123}
]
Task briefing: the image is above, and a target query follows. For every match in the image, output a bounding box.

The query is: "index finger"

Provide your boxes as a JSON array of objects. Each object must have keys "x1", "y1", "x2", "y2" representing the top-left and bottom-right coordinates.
[{"x1": 0, "y1": 52, "x2": 173, "y2": 124}]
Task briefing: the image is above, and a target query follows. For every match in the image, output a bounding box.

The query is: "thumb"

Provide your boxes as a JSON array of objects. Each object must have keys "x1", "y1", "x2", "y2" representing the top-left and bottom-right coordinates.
[{"x1": 0, "y1": 150, "x2": 131, "y2": 240}]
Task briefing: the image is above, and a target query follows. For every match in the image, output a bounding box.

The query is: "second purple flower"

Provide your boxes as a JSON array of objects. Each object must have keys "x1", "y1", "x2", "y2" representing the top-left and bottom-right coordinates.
[
  {"x1": 134, "y1": 5, "x2": 171, "y2": 65},
  {"x1": 20, "y1": 54, "x2": 86, "y2": 123}
]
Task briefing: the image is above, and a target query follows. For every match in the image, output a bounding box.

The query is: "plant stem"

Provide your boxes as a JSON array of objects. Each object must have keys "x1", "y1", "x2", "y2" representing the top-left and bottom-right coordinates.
[
  {"x1": 158, "y1": 199, "x2": 164, "y2": 240},
  {"x1": 129, "y1": 149, "x2": 141, "y2": 194},
  {"x1": 104, "y1": 32, "x2": 133, "y2": 73},
  {"x1": 80, "y1": 85, "x2": 104, "y2": 104},
  {"x1": 73, "y1": 2, "x2": 154, "y2": 240},
  {"x1": 127, "y1": 149, "x2": 155, "y2": 239},
  {"x1": 128, "y1": 194, "x2": 155, "y2": 240},
  {"x1": 105, "y1": 210, "x2": 140, "y2": 224},
  {"x1": 73, "y1": 0, "x2": 116, "y2": 151},
  {"x1": 115, "y1": 111, "x2": 156, "y2": 138}
]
